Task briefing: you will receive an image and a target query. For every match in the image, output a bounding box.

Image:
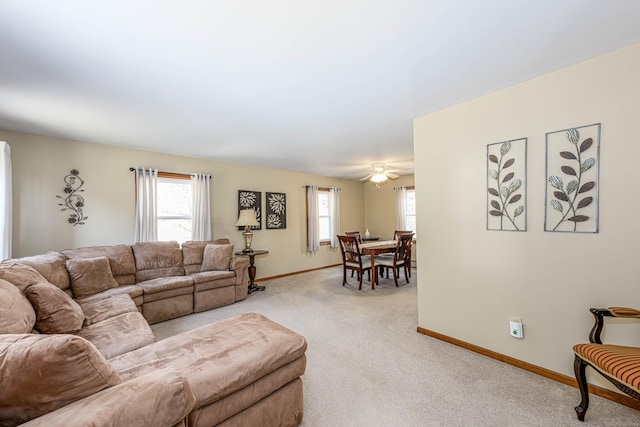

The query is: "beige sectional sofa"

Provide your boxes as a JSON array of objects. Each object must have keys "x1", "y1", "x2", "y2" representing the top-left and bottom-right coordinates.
[{"x1": 0, "y1": 240, "x2": 307, "y2": 427}]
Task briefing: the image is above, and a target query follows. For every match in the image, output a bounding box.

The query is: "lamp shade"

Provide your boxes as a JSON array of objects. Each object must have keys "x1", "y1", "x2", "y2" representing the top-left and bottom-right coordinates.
[{"x1": 235, "y1": 209, "x2": 259, "y2": 227}]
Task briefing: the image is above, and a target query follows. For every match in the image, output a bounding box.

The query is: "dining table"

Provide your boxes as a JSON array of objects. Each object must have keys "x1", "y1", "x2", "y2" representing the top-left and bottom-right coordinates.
[{"x1": 359, "y1": 239, "x2": 397, "y2": 289}]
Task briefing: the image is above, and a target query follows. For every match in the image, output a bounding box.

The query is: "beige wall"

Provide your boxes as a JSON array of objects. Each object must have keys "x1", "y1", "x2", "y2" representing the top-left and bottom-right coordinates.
[
  {"x1": 1, "y1": 130, "x2": 365, "y2": 279},
  {"x1": 413, "y1": 42, "x2": 640, "y2": 391}
]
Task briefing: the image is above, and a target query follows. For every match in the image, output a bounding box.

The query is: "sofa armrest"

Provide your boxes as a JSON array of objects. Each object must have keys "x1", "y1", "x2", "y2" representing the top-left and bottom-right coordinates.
[
  {"x1": 229, "y1": 257, "x2": 250, "y2": 301},
  {"x1": 21, "y1": 368, "x2": 196, "y2": 427},
  {"x1": 230, "y1": 257, "x2": 249, "y2": 284}
]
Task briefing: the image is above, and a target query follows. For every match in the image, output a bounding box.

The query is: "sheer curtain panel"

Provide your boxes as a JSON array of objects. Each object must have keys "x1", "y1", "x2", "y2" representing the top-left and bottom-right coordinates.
[
  {"x1": 0, "y1": 141, "x2": 11, "y2": 259},
  {"x1": 329, "y1": 187, "x2": 341, "y2": 249},
  {"x1": 191, "y1": 173, "x2": 212, "y2": 241},
  {"x1": 307, "y1": 185, "x2": 320, "y2": 253},
  {"x1": 395, "y1": 186, "x2": 408, "y2": 231},
  {"x1": 134, "y1": 167, "x2": 158, "y2": 243}
]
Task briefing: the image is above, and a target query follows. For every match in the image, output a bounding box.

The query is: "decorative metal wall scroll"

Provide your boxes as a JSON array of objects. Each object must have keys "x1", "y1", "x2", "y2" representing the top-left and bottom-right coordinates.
[
  {"x1": 56, "y1": 169, "x2": 88, "y2": 226},
  {"x1": 487, "y1": 138, "x2": 527, "y2": 231},
  {"x1": 545, "y1": 123, "x2": 600, "y2": 233},
  {"x1": 238, "y1": 190, "x2": 262, "y2": 230},
  {"x1": 266, "y1": 192, "x2": 286, "y2": 229}
]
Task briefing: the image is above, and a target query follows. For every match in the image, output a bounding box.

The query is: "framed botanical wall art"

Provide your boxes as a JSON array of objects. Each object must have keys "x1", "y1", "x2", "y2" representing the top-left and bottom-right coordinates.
[
  {"x1": 544, "y1": 123, "x2": 600, "y2": 233},
  {"x1": 266, "y1": 192, "x2": 286, "y2": 229},
  {"x1": 487, "y1": 138, "x2": 527, "y2": 231},
  {"x1": 238, "y1": 190, "x2": 262, "y2": 230}
]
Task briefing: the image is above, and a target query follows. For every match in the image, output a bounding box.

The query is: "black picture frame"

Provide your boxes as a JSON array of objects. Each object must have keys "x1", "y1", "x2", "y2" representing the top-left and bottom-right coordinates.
[
  {"x1": 237, "y1": 190, "x2": 262, "y2": 230},
  {"x1": 266, "y1": 192, "x2": 286, "y2": 229}
]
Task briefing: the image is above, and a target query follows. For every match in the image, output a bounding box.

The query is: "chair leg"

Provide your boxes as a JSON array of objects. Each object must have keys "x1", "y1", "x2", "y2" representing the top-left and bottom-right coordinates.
[
  {"x1": 392, "y1": 265, "x2": 399, "y2": 287},
  {"x1": 574, "y1": 355, "x2": 590, "y2": 421},
  {"x1": 342, "y1": 265, "x2": 347, "y2": 286},
  {"x1": 404, "y1": 264, "x2": 409, "y2": 283},
  {"x1": 358, "y1": 269, "x2": 363, "y2": 290}
]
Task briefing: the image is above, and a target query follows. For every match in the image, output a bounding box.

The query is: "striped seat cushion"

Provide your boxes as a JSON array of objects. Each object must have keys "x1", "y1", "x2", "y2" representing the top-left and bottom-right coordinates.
[{"x1": 573, "y1": 343, "x2": 640, "y2": 394}]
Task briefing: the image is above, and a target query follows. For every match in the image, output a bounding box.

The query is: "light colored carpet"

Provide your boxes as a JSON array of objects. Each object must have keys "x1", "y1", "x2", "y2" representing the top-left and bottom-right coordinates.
[{"x1": 151, "y1": 267, "x2": 639, "y2": 426}]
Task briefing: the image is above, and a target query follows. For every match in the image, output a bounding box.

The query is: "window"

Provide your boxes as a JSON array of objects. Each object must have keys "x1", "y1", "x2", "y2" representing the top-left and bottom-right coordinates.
[
  {"x1": 157, "y1": 175, "x2": 192, "y2": 243},
  {"x1": 318, "y1": 190, "x2": 330, "y2": 242},
  {"x1": 405, "y1": 188, "x2": 416, "y2": 237},
  {"x1": 306, "y1": 186, "x2": 339, "y2": 249}
]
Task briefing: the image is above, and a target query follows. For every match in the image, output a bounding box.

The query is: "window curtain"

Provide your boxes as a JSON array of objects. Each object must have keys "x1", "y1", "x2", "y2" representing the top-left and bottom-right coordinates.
[
  {"x1": 0, "y1": 141, "x2": 11, "y2": 259},
  {"x1": 134, "y1": 167, "x2": 158, "y2": 243},
  {"x1": 395, "y1": 186, "x2": 408, "y2": 231},
  {"x1": 306, "y1": 185, "x2": 320, "y2": 253},
  {"x1": 191, "y1": 173, "x2": 211, "y2": 241},
  {"x1": 329, "y1": 187, "x2": 341, "y2": 249}
]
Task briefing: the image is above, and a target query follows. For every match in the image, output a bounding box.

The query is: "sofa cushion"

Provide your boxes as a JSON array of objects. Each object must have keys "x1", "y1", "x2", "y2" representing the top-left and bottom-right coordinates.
[
  {"x1": 77, "y1": 294, "x2": 138, "y2": 326},
  {"x1": 75, "y1": 284, "x2": 144, "y2": 306},
  {"x1": 0, "y1": 262, "x2": 47, "y2": 293},
  {"x1": 182, "y1": 239, "x2": 231, "y2": 268},
  {"x1": 62, "y1": 245, "x2": 137, "y2": 286},
  {"x1": 25, "y1": 282, "x2": 85, "y2": 334},
  {"x1": 201, "y1": 244, "x2": 234, "y2": 272},
  {"x1": 4, "y1": 252, "x2": 70, "y2": 291},
  {"x1": 75, "y1": 311, "x2": 156, "y2": 360},
  {"x1": 0, "y1": 334, "x2": 121, "y2": 426},
  {"x1": 0, "y1": 278, "x2": 36, "y2": 334},
  {"x1": 19, "y1": 369, "x2": 196, "y2": 427},
  {"x1": 66, "y1": 256, "x2": 119, "y2": 298},
  {"x1": 132, "y1": 241, "x2": 184, "y2": 282},
  {"x1": 110, "y1": 313, "x2": 307, "y2": 408}
]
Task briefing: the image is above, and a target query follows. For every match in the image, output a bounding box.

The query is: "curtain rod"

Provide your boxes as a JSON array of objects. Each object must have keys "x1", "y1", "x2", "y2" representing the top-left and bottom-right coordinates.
[
  {"x1": 129, "y1": 167, "x2": 211, "y2": 179},
  {"x1": 303, "y1": 185, "x2": 341, "y2": 189}
]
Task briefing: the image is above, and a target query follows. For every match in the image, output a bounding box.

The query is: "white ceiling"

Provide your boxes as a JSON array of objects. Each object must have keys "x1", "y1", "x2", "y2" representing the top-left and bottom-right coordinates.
[{"x1": 1, "y1": 1, "x2": 640, "y2": 179}]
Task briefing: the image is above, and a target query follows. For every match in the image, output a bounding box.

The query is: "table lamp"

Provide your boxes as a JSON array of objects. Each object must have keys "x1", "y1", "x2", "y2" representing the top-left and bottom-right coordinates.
[{"x1": 235, "y1": 209, "x2": 259, "y2": 252}]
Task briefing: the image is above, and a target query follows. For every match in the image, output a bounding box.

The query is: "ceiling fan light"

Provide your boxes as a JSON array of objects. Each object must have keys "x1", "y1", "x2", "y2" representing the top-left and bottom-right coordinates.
[{"x1": 370, "y1": 173, "x2": 388, "y2": 183}]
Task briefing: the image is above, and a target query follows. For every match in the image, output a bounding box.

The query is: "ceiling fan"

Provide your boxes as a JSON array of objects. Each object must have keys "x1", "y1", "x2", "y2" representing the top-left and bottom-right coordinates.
[{"x1": 359, "y1": 163, "x2": 400, "y2": 186}]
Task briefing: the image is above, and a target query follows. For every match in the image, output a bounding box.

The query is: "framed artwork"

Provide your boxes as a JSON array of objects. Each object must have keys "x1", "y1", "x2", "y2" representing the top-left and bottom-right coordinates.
[
  {"x1": 266, "y1": 192, "x2": 286, "y2": 229},
  {"x1": 487, "y1": 138, "x2": 527, "y2": 231},
  {"x1": 544, "y1": 123, "x2": 600, "y2": 233},
  {"x1": 237, "y1": 190, "x2": 262, "y2": 230}
]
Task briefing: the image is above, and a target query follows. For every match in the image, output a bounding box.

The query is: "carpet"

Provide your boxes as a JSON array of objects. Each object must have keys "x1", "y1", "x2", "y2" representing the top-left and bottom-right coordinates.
[{"x1": 151, "y1": 266, "x2": 639, "y2": 426}]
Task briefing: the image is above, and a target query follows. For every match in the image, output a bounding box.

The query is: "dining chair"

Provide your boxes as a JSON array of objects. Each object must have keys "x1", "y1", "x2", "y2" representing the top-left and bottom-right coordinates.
[
  {"x1": 378, "y1": 230, "x2": 414, "y2": 277},
  {"x1": 345, "y1": 231, "x2": 368, "y2": 277},
  {"x1": 376, "y1": 233, "x2": 413, "y2": 286},
  {"x1": 345, "y1": 231, "x2": 362, "y2": 242},
  {"x1": 337, "y1": 235, "x2": 372, "y2": 290}
]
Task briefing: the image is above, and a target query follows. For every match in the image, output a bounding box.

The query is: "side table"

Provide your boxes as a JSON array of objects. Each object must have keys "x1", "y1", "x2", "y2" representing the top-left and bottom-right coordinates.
[{"x1": 234, "y1": 250, "x2": 269, "y2": 294}]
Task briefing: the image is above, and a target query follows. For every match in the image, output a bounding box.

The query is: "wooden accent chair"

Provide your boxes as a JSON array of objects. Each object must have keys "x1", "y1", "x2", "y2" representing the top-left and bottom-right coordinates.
[
  {"x1": 376, "y1": 233, "x2": 413, "y2": 286},
  {"x1": 337, "y1": 235, "x2": 372, "y2": 290},
  {"x1": 573, "y1": 307, "x2": 640, "y2": 421}
]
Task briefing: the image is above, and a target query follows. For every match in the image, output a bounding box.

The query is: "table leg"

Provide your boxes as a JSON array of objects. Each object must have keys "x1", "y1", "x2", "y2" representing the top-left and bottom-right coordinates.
[
  {"x1": 247, "y1": 254, "x2": 266, "y2": 294},
  {"x1": 370, "y1": 253, "x2": 376, "y2": 290}
]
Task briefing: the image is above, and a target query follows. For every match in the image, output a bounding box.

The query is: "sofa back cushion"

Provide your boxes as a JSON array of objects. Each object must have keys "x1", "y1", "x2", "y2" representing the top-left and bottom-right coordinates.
[
  {"x1": 0, "y1": 334, "x2": 121, "y2": 426},
  {"x1": 65, "y1": 256, "x2": 119, "y2": 298},
  {"x1": 132, "y1": 241, "x2": 184, "y2": 282},
  {"x1": 3, "y1": 252, "x2": 71, "y2": 294},
  {"x1": 0, "y1": 278, "x2": 36, "y2": 334},
  {"x1": 0, "y1": 262, "x2": 47, "y2": 293},
  {"x1": 25, "y1": 282, "x2": 85, "y2": 334},
  {"x1": 182, "y1": 239, "x2": 231, "y2": 275},
  {"x1": 62, "y1": 245, "x2": 137, "y2": 286}
]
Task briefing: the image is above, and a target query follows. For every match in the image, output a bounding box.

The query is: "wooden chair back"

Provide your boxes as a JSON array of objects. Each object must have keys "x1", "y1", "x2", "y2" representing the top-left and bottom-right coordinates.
[{"x1": 345, "y1": 231, "x2": 362, "y2": 243}]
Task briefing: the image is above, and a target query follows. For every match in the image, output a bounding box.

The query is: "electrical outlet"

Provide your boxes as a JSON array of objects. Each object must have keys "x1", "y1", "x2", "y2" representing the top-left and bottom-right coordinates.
[{"x1": 510, "y1": 319, "x2": 524, "y2": 339}]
